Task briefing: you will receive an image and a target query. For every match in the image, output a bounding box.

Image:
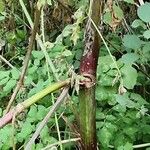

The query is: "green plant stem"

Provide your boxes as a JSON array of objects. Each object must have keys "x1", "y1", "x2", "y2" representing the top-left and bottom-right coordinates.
[
  {"x1": 21, "y1": 80, "x2": 70, "y2": 108},
  {"x1": 79, "y1": 0, "x2": 103, "y2": 149},
  {"x1": 79, "y1": 87, "x2": 96, "y2": 149},
  {"x1": 0, "y1": 79, "x2": 70, "y2": 128}
]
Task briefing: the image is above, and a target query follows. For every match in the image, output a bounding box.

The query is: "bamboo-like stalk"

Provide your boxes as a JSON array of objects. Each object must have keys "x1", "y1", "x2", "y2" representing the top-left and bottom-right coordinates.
[
  {"x1": 0, "y1": 79, "x2": 70, "y2": 128},
  {"x1": 79, "y1": 0, "x2": 103, "y2": 149}
]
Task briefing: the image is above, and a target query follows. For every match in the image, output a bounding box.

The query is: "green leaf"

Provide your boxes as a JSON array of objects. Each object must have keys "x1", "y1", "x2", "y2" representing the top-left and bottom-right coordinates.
[
  {"x1": 121, "y1": 65, "x2": 138, "y2": 89},
  {"x1": 143, "y1": 42, "x2": 150, "y2": 53},
  {"x1": 120, "y1": 53, "x2": 139, "y2": 64},
  {"x1": 0, "y1": 77, "x2": 9, "y2": 85},
  {"x1": 130, "y1": 93, "x2": 148, "y2": 105},
  {"x1": 0, "y1": 71, "x2": 10, "y2": 80},
  {"x1": 143, "y1": 30, "x2": 150, "y2": 39},
  {"x1": 98, "y1": 127, "x2": 112, "y2": 148},
  {"x1": 117, "y1": 145, "x2": 124, "y2": 150},
  {"x1": 0, "y1": 125, "x2": 12, "y2": 148},
  {"x1": 32, "y1": 51, "x2": 44, "y2": 60},
  {"x1": 123, "y1": 35, "x2": 142, "y2": 50},
  {"x1": 115, "y1": 94, "x2": 128, "y2": 108},
  {"x1": 0, "y1": 15, "x2": 5, "y2": 21},
  {"x1": 124, "y1": 0, "x2": 134, "y2": 4},
  {"x1": 11, "y1": 68, "x2": 19, "y2": 80},
  {"x1": 37, "y1": 105, "x2": 47, "y2": 121},
  {"x1": 137, "y1": 2, "x2": 150, "y2": 23},
  {"x1": 28, "y1": 66, "x2": 38, "y2": 74},
  {"x1": 113, "y1": 4, "x2": 124, "y2": 20},
  {"x1": 26, "y1": 105, "x2": 37, "y2": 123},
  {"x1": 103, "y1": 12, "x2": 112, "y2": 25},
  {"x1": 115, "y1": 94, "x2": 136, "y2": 109},
  {"x1": 17, "y1": 121, "x2": 34, "y2": 142},
  {"x1": 3, "y1": 79, "x2": 16, "y2": 92},
  {"x1": 124, "y1": 142, "x2": 133, "y2": 150},
  {"x1": 131, "y1": 19, "x2": 146, "y2": 28},
  {"x1": 0, "y1": 0, "x2": 4, "y2": 12},
  {"x1": 62, "y1": 50, "x2": 72, "y2": 57}
]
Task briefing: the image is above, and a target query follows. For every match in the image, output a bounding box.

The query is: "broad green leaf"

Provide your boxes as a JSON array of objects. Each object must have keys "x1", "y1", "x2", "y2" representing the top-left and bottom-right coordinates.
[
  {"x1": 0, "y1": 0, "x2": 4, "y2": 12},
  {"x1": 123, "y1": 35, "x2": 142, "y2": 50},
  {"x1": 98, "y1": 127, "x2": 112, "y2": 148},
  {"x1": 0, "y1": 77, "x2": 9, "y2": 85},
  {"x1": 97, "y1": 55, "x2": 116, "y2": 75},
  {"x1": 131, "y1": 19, "x2": 146, "y2": 28},
  {"x1": 130, "y1": 93, "x2": 148, "y2": 105},
  {"x1": 0, "y1": 15, "x2": 5, "y2": 21},
  {"x1": 34, "y1": 59, "x2": 40, "y2": 66},
  {"x1": 52, "y1": 44, "x2": 65, "y2": 52},
  {"x1": 117, "y1": 146, "x2": 124, "y2": 150},
  {"x1": 113, "y1": 104, "x2": 126, "y2": 112},
  {"x1": 123, "y1": 126, "x2": 138, "y2": 138},
  {"x1": 96, "y1": 109, "x2": 105, "y2": 120},
  {"x1": 96, "y1": 86, "x2": 116, "y2": 101},
  {"x1": 113, "y1": 4, "x2": 124, "y2": 20},
  {"x1": 121, "y1": 65, "x2": 138, "y2": 89},
  {"x1": 137, "y1": 2, "x2": 150, "y2": 23},
  {"x1": 115, "y1": 94, "x2": 128, "y2": 107},
  {"x1": 0, "y1": 71, "x2": 10, "y2": 80},
  {"x1": 16, "y1": 29, "x2": 26, "y2": 39},
  {"x1": 28, "y1": 66, "x2": 38, "y2": 74},
  {"x1": 62, "y1": 50, "x2": 72, "y2": 56},
  {"x1": 11, "y1": 68, "x2": 19, "y2": 80},
  {"x1": 17, "y1": 121, "x2": 34, "y2": 142},
  {"x1": 124, "y1": 0, "x2": 134, "y2": 4},
  {"x1": 62, "y1": 25, "x2": 73, "y2": 37},
  {"x1": 103, "y1": 12, "x2": 112, "y2": 25},
  {"x1": 120, "y1": 53, "x2": 139, "y2": 64},
  {"x1": 26, "y1": 105, "x2": 37, "y2": 123},
  {"x1": 3, "y1": 79, "x2": 16, "y2": 92},
  {"x1": 24, "y1": 76, "x2": 33, "y2": 86},
  {"x1": 143, "y1": 30, "x2": 150, "y2": 39},
  {"x1": 37, "y1": 105, "x2": 47, "y2": 121},
  {"x1": 143, "y1": 42, "x2": 150, "y2": 53},
  {"x1": 115, "y1": 94, "x2": 136, "y2": 108},
  {"x1": 32, "y1": 51, "x2": 44, "y2": 60},
  {"x1": 0, "y1": 125, "x2": 12, "y2": 148}
]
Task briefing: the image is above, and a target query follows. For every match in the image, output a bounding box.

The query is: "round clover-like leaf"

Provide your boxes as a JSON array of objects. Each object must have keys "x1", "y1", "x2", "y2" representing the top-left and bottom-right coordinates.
[
  {"x1": 131, "y1": 19, "x2": 146, "y2": 29},
  {"x1": 143, "y1": 30, "x2": 150, "y2": 39},
  {"x1": 123, "y1": 35, "x2": 142, "y2": 50},
  {"x1": 120, "y1": 53, "x2": 139, "y2": 64},
  {"x1": 121, "y1": 65, "x2": 138, "y2": 89},
  {"x1": 137, "y1": 2, "x2": 150, "y2": 23}
]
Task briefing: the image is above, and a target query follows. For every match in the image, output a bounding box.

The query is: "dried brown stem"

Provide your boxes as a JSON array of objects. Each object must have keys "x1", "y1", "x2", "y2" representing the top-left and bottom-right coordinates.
[
  {"x1": 5, "y1": 6, "x2": 42, "y2": 113},
  {"x1": 25, "y1": 87, "x2": 69, "y2": 150}
]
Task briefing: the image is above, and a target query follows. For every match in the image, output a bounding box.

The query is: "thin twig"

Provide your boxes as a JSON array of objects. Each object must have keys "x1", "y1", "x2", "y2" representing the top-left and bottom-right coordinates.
[
  {"x1": 19, "y1": 0, "x2": 59, "y2": 81},
  {"x1": 5, "y1": 6, "x2": 42, "y2": 113},
  {"x1": 25, "y1": 87, "x2": 69, "y2": 150},
  {"x1": 0, "y1": 55, "x2": 14, "y2": 68},
  {"x1": 0, "y1": 55, "x2": 36, "y2": 86},
  {"x1": 109, "y1": 142, "x2": 150, "y2": 149},
  {"x1": 41, "y1": 138, "x2": 81, "y2": 150}
]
